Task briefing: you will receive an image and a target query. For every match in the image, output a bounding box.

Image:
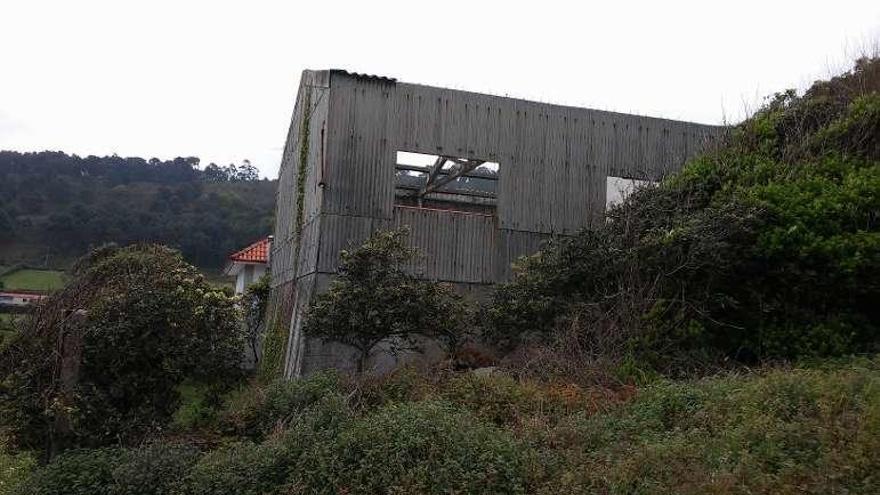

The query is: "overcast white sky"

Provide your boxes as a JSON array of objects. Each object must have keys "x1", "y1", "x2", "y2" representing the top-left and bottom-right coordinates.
[{"x1": 1, "y1": 1, "x2": 878, "y2": 179}]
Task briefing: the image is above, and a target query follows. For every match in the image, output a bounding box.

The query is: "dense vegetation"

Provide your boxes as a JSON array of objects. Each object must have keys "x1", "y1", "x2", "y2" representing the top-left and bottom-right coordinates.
[
  {"x1": 0, "y1": 151, "x2": 275, "y2": 268},
  {"x1": 491, "y1": 57, "x2": 880, "y2": 375},
  {"x1": 5, "y1": 358, "x2": 879, "y2": 494},
  {"x1": 0, "y1": 245, "x2": 245, "y2": 455}
]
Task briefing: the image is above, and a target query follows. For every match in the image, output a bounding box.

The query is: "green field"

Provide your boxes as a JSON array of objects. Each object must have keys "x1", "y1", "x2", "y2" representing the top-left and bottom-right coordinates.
[{"x1": 0, "y1": 268, "x2": 66, "y2": 291}]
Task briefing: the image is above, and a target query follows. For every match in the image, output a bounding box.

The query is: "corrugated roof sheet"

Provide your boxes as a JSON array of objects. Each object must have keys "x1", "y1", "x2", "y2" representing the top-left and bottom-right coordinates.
[{"x1": 228, "y1": 237, "x2": 270, "y2": 264}]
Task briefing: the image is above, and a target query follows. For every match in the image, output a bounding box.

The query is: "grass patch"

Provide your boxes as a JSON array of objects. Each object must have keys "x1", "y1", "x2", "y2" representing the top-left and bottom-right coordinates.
[{"x1": 0, "y1": 269, "x2": 65, "y2": 292}]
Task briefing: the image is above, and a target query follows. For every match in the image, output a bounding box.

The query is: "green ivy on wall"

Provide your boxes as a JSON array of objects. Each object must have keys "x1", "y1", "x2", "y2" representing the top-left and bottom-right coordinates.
[{"x1": 259, "y1": 88, "x2": 312, "y2": 381}]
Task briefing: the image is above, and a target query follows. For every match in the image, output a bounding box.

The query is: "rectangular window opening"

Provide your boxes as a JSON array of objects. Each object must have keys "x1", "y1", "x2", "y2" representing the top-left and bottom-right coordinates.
[
  {"x1": 395, "y1": 151, "x2": 499, "y2": 214},
  {"x1": 605, "y1": 176, "x2": 654, "y2": 211}
]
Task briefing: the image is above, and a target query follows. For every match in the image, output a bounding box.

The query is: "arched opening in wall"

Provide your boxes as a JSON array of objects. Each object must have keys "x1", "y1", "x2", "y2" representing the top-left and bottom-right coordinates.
[
  {"x1": 605, "y1": 176, "x2": 654, "y2": 212},
  {"x1": 394, "y1": 151, "x2": 499, "y2": 214}
]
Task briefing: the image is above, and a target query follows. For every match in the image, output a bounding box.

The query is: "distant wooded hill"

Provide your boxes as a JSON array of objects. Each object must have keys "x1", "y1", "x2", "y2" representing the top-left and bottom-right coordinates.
[{"x1": 0, "y1": 151, "x2": 276, "y2": 269}]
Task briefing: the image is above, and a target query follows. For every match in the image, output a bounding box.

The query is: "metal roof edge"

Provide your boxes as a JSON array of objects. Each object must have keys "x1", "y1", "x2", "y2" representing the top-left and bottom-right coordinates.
[{"x1": 328, "y1": 69, "x2": 397, "y2": 84}]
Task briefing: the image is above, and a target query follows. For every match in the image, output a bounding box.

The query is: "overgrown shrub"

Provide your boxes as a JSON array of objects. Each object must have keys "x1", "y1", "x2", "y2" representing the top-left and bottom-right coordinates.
[
  {"x1": 0, "y1": 244, "x2": 246, "y2": 454},
  {"x1": 180, "y1": 394, "x2": 353, "y2": 495},
  {"x1": 304, "y1": 229, "x2": 472, "y2": 371},
  {"x1": 539, "y1": 359, "x2": 880, "y2": 493},
  {"x1": 175, "y1": 441, "x2": 288, "y2": 495},
  {"x1": 187, "y1": 391, "x2": 530, "y2": 494},
  {"x1": 0, "y1": 441, "x2": 35, "y2": 495},
  {"x1": 171, "y1": 382, "x2": 227, "y2": 431},
  {"x1": 11, "y1": 358, "x2": 880, "y2": 495},
  {"x1": 490, "y1": 57, "x2": 880, "y2": 369},
  {"x1": 12, "y1": 448, "x2": 124, "y2": 495},
  {"x1": 110, "y1": 443, "x2": 201, "y2": 495},
  {"x1": 304, "y1": 400, "x2": 529, "y2": 494},
  {"x1": 441, "y1": 373, "x2": 554, "y2": 426},
  {"x1": 346, "y1": 365, "x2": 437, "y2": 409},
  {"x1": 219, "y1": 370, "x2": 341, "y2": 437},
  {"x1": 19, "y1": 443, "x2": 218, "y2": 495}
]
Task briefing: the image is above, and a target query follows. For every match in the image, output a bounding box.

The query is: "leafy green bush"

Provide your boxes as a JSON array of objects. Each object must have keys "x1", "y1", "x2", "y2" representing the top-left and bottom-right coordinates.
[
  {"x1": 171, "y1": 382, "x2": 225, "y2": 431},
  {"x1": 180, "y1": 394, "x2": 353, "y2": 495},
  {"x1": 304, "y1": 400, "x2": 528, "y2": 494},
  {"x1": 242, "y1": 274, "x2": 270, "y2": 366},
  {"x1": 176, "y1": 441, "x2": 288, "y2": 495},
  {"x1": 541, "y1": 359, "x2": 880, "y2": 494},
  {"x1": 219, "y1": 370, "x2": 341, "y2": 437},
  {"x1": 0, "y1": 244, "x2": 245, "y2": 453},
  {"x1": 180, "y1": 393, "x2": 532, "y2": 494},
  {"x1": 490, "y1": 57, "x2": 880, "y2": 367},
  {"x1": 110, "y1": 443, "x2": 200, "y2": 495},
  {"x1": 12, "y1": 448, "x2": 124, "y2": 495},
  {"x1": 11, "y1": 357, "x2": 880, "y2": 495},
  {"x1": 304, "y1": 229, "x2": 472, "y2": 371}
]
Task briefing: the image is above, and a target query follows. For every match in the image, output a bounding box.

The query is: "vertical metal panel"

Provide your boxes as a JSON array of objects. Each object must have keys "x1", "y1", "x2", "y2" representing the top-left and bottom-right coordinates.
[
  {"x1": 393, "y1": 206, "x2": 497, "y2": 284},
  {"x1": 315, "y1": 214, "x2": 393, "y2": 273},
  {"x1": 282, "y1": 272, "x2": 317, "y2": 378},
  {"x1": 270, "y1": 70, "x2": 330, "y2": 287},
  {"x1": 315, "y1": 209, "x2": 497, "y2": 285},
  {"x1": 324, "y1": 76, "x2": 395, "y2": 219}
]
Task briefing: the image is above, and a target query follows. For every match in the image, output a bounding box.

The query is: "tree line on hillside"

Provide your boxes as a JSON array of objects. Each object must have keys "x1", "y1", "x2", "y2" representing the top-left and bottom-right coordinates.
[{"x1": 0, "y1": 151, "x2": 276, "y2": 267}]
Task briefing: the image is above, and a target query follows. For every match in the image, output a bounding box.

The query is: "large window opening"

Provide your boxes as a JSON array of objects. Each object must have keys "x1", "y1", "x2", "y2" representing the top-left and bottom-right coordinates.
[
  {"x1": 605, "y1": 176, "x2": 653, "y2": 210},
  {"x1": 395, "y1": 151, "x2": 499, "y2": 214}
]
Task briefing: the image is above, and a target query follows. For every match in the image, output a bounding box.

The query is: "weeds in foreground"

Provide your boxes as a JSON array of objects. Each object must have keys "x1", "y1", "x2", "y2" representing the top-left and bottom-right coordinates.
[{"x1": 9, "y1": 356, "x2": 880, "y2": 494}]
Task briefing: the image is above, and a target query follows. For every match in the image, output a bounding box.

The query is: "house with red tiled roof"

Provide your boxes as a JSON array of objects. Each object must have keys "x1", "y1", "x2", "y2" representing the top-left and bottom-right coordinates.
[
  {"x1": 0, "y1": 289, "x2": 47, "y2": 308},
  {"x1": 224, "y1": 236, "x2": 271, "y2": 294}
]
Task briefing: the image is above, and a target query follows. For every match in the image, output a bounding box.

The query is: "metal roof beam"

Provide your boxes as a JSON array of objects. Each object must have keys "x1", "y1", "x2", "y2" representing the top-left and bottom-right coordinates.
[{"x1": 419, "y1": 159, "x2": 486, "y2": 197}]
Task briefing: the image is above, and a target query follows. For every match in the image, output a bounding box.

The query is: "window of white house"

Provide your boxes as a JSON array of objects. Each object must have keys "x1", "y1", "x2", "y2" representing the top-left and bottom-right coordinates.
[{"x1": 394, "y1": 151, "x2": 499, "y2": 214}]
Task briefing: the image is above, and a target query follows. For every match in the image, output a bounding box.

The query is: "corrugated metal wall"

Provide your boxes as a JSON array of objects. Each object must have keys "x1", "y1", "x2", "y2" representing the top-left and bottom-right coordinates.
[
  {"x1": 270, "y1": 70, "x2": 331, "y2": 288},
  {"x1": 314, "y1": 207, "x2": 553, "y2": 285},
  {"x1": 394, "y1": 206, "x2": 497, "y2": 284},
  {"x1": 271, "y1": 69, "x2": 725, "y2": 377},
  {"x1": 281, "y1": 272, "x2": 319, "y2": 378},
  {"x1": 322, "y1": 73, "x2": 724, "y2": 235}
]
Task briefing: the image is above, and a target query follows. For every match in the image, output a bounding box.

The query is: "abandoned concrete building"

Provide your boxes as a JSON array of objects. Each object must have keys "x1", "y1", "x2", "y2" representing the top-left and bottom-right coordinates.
[{"x1": 268, "y1": 69, "x2": 724, "y2": 378}]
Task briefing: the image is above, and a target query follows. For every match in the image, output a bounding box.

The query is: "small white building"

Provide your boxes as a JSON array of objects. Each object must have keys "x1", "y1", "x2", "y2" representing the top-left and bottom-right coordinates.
[
  {"x1": 0, "y1": 290, "x2": 46, "y2": 307},
  {"x1": 224, "y1": 237, "x2": 270, "y2": 294}
]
